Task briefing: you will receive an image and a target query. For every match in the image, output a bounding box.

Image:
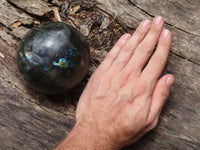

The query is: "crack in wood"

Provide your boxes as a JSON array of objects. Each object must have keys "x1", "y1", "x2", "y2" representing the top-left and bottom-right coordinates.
[
  {"x1": 7, "y1": 0, "x2": 52, "y2": 21},
  {"x1": 0, "y1": 1, "x2": 200, "y2": 149},
  {"x1": 96, "y1": 7, "x2": 130, "y2": 33},
  {"x1": 170, "y1": 51, "x2": 200, "y2": 66},
  {"x1": 97, "y1": 1, "x2": 200, "y2": 67},
  {"x1": 128, "y1": 0, "x2": 200, "y2": 37},
  {"x1": 0, "y1": 70, "x2": 75, "y2": 118}
]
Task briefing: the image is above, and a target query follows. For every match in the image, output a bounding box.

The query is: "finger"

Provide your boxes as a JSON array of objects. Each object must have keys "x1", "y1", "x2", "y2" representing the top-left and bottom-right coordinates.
[
  {"x1": 141, "y1": 29, "x2": 172, "y2": 85},
  {"x1": 108, "y1": 19, "x2": 151, "y2": 74},
  {"x1": 147, "y1": 74, "x2": 175, "y2": 123},
  {"x1": 123, "y1": 16, "x2": 164, "y2": 75},
  {"x1": 143, "y1": 117, "x2": 159, "y2": 133},
  {"x1": 97, "y1": 33, "x2": 131, "y2": 73}
]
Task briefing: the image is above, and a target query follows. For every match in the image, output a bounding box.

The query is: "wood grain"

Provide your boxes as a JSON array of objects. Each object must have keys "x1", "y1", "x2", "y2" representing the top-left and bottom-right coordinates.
[
  {"x1": 0, "y1": 85, "x2": 75, "y2": 150},
  {"x1": 0, "y1": 0, "x2": 200, "y2": 149},
  {"x1": 0, "y1": 38, "x2": 75, "y2": 150},
  {"x1": 7, "y1": 0, "x2": 52, "y2": 17},
  {"x1": 130, "y1": 0, "x2": 200, "y2": 35},
  {"x1": 0, "y1": 0, "x2": 33, "y2": 27},
  {"x1": 97, "y1": 0, "x2": 200, "y2": 65}
]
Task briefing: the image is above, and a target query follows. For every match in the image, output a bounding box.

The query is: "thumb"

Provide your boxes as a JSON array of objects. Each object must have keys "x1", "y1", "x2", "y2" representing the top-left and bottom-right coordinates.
[{"x1": 147, "y1": 74, "x2": 175, "y2": 123}]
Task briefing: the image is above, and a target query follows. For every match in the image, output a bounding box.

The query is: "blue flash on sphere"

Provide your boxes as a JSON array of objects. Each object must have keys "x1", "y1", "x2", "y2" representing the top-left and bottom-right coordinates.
[
  {"x1": 53, "y1": 57, "x2": 69, "y2": 68},
  {"x1": 17, "y1": 22, "x2": 90, "y2": 94}
]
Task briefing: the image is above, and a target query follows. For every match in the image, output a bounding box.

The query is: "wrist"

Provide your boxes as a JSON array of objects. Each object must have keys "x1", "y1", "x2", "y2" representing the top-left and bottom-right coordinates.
[
  {"x1": 56, "y1": 123, "x2": 117, "y2": 150},
  {"x1": 71, "y1": 123, "x2": 116, "y2": 149}
]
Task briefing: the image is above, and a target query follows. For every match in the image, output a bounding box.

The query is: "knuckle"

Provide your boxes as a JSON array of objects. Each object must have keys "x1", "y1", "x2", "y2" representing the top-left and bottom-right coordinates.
[
  {"x1": 90, "y1": 71, "x2": 100, "y2": 85},
  {"x1": 120, "y1": 70, "x2": 131, "y2": 81},
  {"x1": 149, "y1": 118, "x2": 159, "y2": 130},
  {"x1": 160, "y1": 40, "x2": 170, "y2": 46},
  {"x1": 123, "y1": 45, "x2": 131, "y2": 53},
  {"x1": 132, "y1": 81, "x2": 148, "y2": 97},
  {"x1": 160, "y1": 90, "x2": 169, "y2": 101},
  {"x1": 150, "y1": 26, "x2": 161, "y2": 34},
  {"x1": 115, "y1": 39, "x2": 126, "y2": 49},
  {"x1": 138, "y1": 80, "x2": 148, "y2": 91},
  {"x1": 106, "y1": 52, "x2": 116, "y2": 61},
  {"x1": 119, "y1": 57, "x2": 129, "y2": 65},
  {"x1": 138, "y1": 43, "x2": 153, "y2": 55},
  {"x1": 153, "y1": 55, "x2": 165, "y2": 64},
  {"x1": 136, "y1": 28, "x2": 147, "y2": 36}
]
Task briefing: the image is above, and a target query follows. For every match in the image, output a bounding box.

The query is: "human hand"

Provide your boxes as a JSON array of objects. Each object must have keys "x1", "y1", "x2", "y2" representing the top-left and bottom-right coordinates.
[{"x1": 56, "y1": 16, "x2": 175, "y2": 150}]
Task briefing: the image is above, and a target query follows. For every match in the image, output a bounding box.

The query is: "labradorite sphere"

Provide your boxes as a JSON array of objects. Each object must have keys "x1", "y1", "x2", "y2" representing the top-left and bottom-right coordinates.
[{"x1": 17, "y1": 22, "x2": 90, "y2": 93}]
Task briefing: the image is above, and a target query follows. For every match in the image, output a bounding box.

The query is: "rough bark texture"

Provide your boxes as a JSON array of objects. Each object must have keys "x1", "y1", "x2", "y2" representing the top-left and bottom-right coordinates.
[
  {"x1": 0, "y1": 0, "x2": 76, "y2": 150},
  {"x1": 0, "y1": 0, "x2": 33, "y2": 27},
  {"x1": 0, "y1": 0, "x2": 200, "y2": 149},
  {"x1": 0, "y1": 25, "x2": 75, "y2": 150},
  {"x1": 7, "y1": 0, "x2": 52, "y2": 17}
]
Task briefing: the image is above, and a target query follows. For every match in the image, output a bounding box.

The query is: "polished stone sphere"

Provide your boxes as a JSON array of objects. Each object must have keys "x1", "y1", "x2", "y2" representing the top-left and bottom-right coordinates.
[{"x1": 17, "y1": 22, "x2": 90, "y2": 94}]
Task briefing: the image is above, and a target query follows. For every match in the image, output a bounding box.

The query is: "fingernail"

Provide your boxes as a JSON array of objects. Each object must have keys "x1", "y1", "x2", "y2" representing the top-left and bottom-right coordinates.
[
  {"x1": 162, "y1": 29, "x2": 170, "y2": 37},
  {"x1": 154, "y1": 16, "x2": 163, "y2": 24},
  {"x1": 121, "y1": 33, "x2": 131, "y2": 40},
  {"x1": 141, "y1": 20, "x2": 150, "y2": 28},
  {"x1": 166, "y1": 76, "x2": 174, "y2": 87}
]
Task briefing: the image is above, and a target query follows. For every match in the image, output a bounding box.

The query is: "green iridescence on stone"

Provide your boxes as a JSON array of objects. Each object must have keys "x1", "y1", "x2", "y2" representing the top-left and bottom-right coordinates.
[{"x1": 17, "y1": 22, "x2": 90, "y2": 94}]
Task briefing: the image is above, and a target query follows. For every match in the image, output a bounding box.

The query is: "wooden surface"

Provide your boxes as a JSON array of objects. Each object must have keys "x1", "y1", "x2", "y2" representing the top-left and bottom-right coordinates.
[{"x1": 0, "y1": 0, "x2": 200, "y2": 149}]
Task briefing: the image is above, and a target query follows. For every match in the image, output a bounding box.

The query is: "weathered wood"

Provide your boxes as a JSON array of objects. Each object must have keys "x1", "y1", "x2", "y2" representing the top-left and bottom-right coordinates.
[
  {"x1": 12, "y1": 26, "x2": 30, "y2": 39},
  {"x1": 97, "y1": 0, "x2": 200, "y2": 66},
  {"x1": 0, "y1": 0, "x2": 33, "y2": 27},
  {"x1": 0, "y1": 0, "x2": 200, "y2": 149},
  {"x1": 7, "y1": 0, "x2": 52, "y2": 17},
  {"x1": 0, "y1": 84, "x2": 75, "y2": 150},
  {"x1": 0, "y1": 29, "x2": 16, "y2": 45},
  {"x1": 0, "y1": 0, "x2": 76, "y2": 147},
  {"x1": 130, "y1": 0, "x2": 200, "y2": 35},
  {"x1": 0, "y1": 37, "x2": 75, "y2": 150},
  {"x1": 97, "y1": 0, "x2": 200, "y2": 149}
]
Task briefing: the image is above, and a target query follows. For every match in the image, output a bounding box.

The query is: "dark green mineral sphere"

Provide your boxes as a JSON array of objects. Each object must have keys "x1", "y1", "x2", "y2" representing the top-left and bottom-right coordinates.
[{"x1": 17, "y1": 22, "x2": 90, "y2": 94}]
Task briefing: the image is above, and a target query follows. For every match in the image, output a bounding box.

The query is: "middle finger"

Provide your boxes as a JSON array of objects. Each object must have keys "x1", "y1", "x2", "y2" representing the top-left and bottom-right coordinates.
[{"x1": 123, "y1": 16, "x2": 164, "y2": 75}]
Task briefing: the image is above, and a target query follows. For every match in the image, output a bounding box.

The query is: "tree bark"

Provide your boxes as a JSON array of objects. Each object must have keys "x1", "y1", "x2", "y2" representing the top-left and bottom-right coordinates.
[{"x1": 0, "y1": 0, "x2": 200, "y2": 149}]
